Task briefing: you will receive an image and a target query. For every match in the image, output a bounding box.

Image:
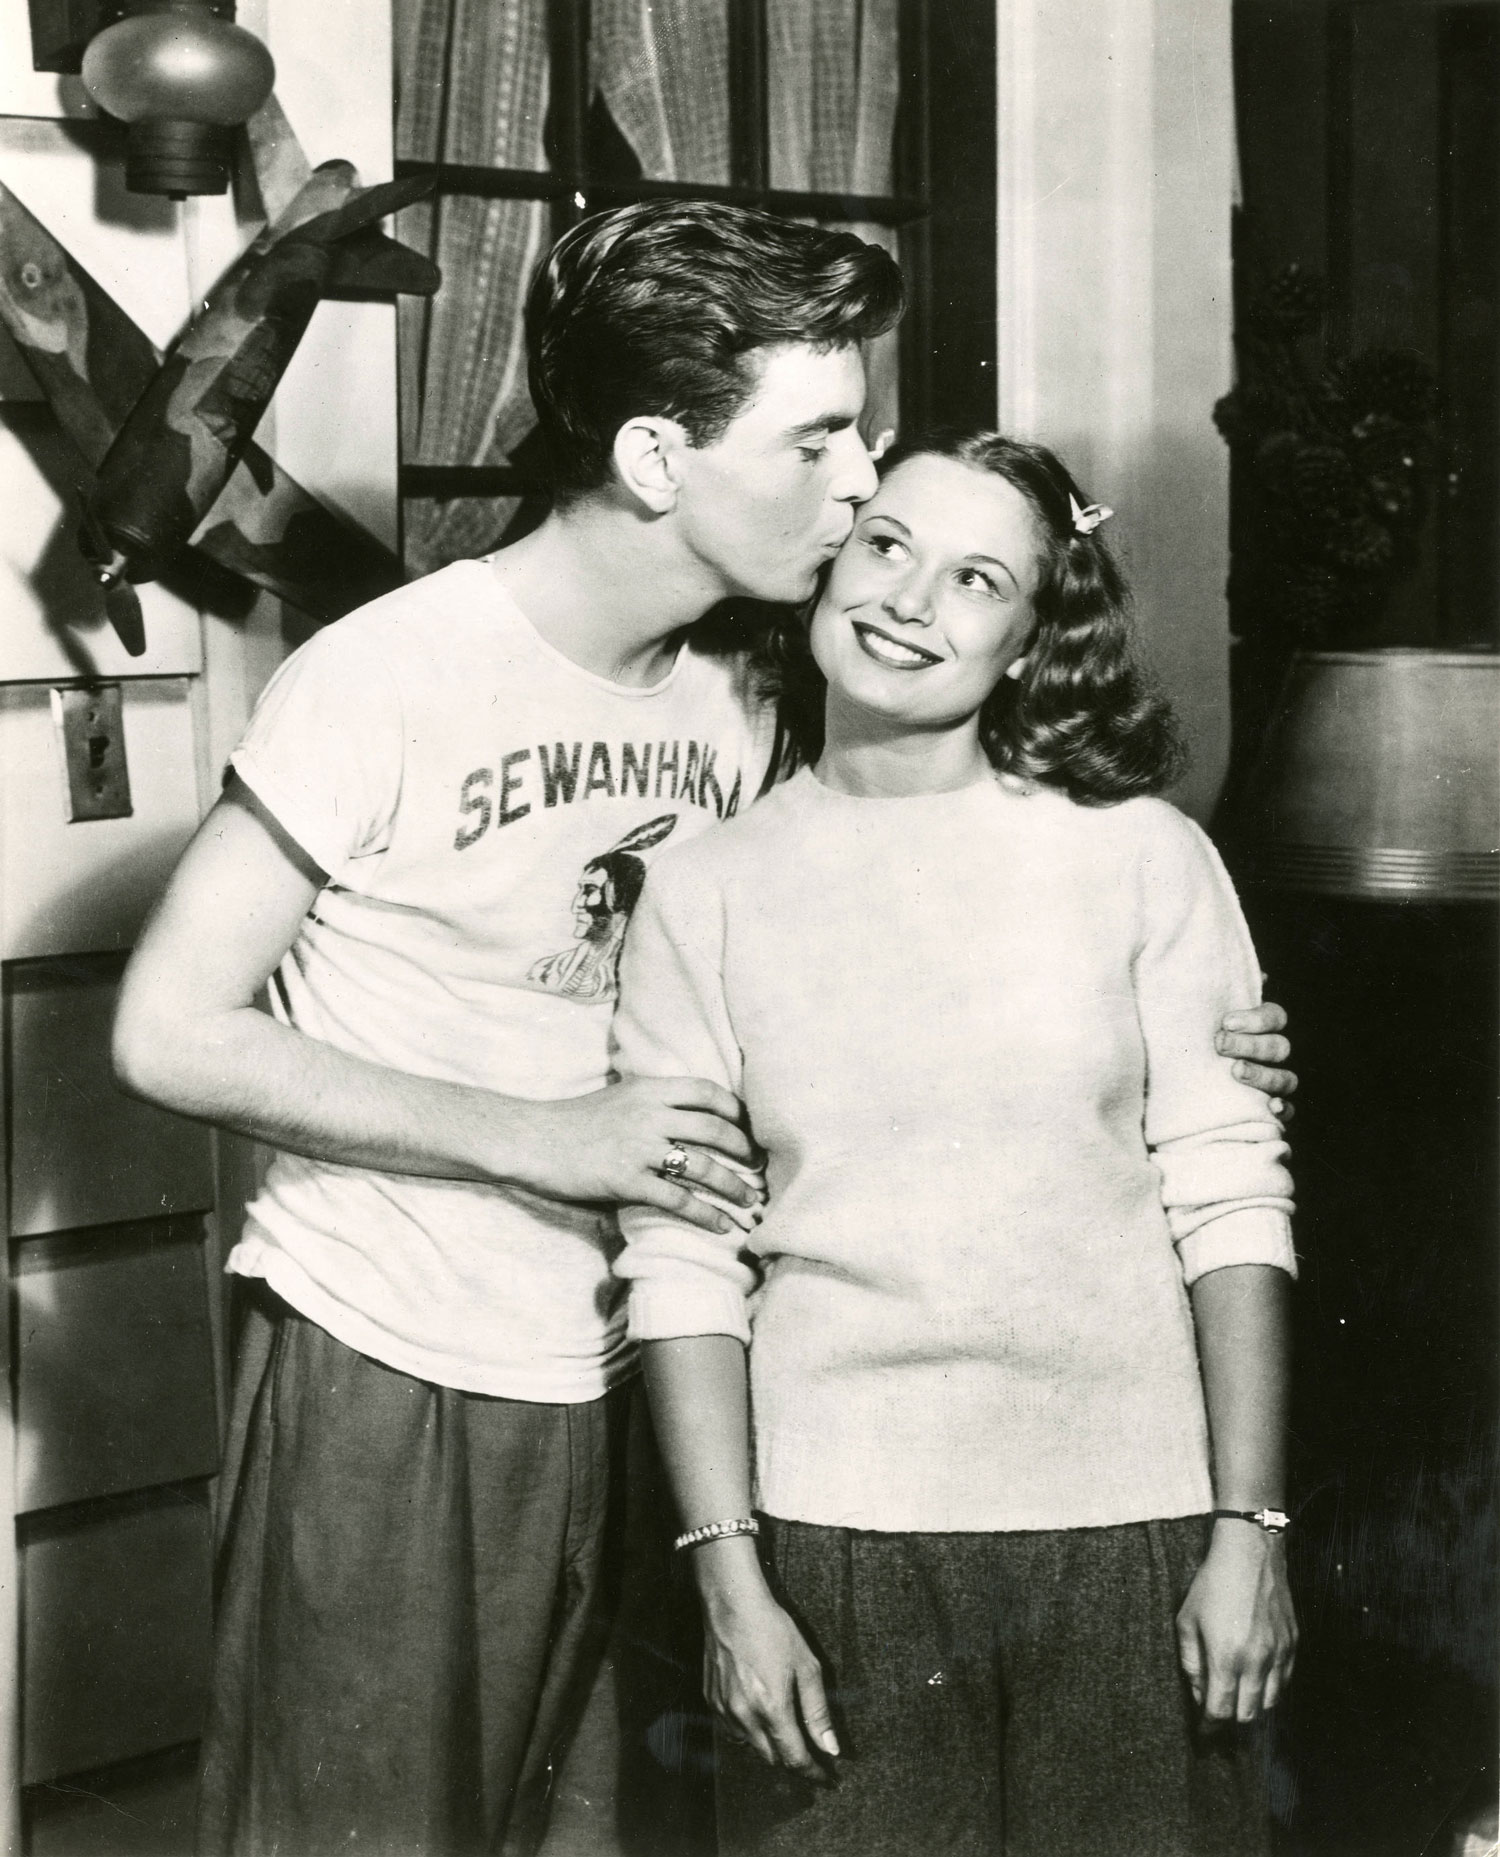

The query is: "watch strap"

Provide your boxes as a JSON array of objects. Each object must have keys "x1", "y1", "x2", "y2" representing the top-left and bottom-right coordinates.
[{"x1": 1212, "y1": 1506, "x2": 1291, "y2": 1534}]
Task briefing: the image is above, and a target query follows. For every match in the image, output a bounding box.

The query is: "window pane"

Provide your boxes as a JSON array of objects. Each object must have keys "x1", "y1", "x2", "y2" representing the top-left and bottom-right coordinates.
[
  {"x1": 397, "y1": 195, "x2": 548, "y2": 469},
  {"x1": 767, "y1": 0, "x2": 899, "y2": 195},
  {"x1": 394, "y1": 0, "x2": 550, "y2": 169},
  {"x1": 765, "y1": 2, "x2": 903, "y2": 441},
  {"x1": 861, "y1": 278, "x2": 901, "y2": 446},
  {"x1": 591, "y1": 0, "x2": 731, "y2": 184},
  {"x1": 395, "y1": 0, "x2": 551, "y2": 495}
]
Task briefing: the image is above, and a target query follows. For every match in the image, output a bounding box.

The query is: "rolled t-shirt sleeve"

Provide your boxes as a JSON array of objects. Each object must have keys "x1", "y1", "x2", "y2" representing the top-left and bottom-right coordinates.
[
  {"x1": 1133, "y1": 805, "x2": 1296, "y2": 1285},
  {"x1": 229, "y1": 624, "x2": 403, "y2": 883},
  {"x1": 611, "y1": 856, "x2": 758, "y2": 1344}
]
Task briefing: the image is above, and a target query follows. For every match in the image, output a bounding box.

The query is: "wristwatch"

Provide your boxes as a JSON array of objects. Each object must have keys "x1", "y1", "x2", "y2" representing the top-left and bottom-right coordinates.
[{"x1": 1212, "y1": 1507, "x2": 1291, "y2": 1534}]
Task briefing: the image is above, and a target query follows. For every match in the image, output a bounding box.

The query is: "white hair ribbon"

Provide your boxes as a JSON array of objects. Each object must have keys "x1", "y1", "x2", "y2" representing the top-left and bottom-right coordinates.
[{"x1": 1069, "y1": 493, "x2": 1114, "y2": 536}]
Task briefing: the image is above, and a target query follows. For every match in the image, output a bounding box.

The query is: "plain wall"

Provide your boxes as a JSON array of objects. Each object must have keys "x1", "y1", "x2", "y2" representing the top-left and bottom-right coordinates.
[{"x1": 996, "y1": 0, "x2": 1235, "y2": 822}]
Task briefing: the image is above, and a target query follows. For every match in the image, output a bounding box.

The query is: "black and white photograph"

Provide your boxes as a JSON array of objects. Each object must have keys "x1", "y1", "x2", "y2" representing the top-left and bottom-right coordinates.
[{"x1": 0, "y1": 3, "x2": 1494, "y2": 1855}]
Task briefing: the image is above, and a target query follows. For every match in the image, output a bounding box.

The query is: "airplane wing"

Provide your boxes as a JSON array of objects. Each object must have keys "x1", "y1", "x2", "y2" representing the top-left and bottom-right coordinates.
[
  {"x1": 244, "y1": 95, "x2": 438, "y2": 299},
  {"x1": 323, "y1": 225, "x2": 441, "y2": 298},
  {"x1": 193, "y1": 439, "x2": 403, "y2": 620},
  {"x1": 243, "y1": 92, "x2": 315, "y2": 228},
  {"x1": 0, "y1": 178, "x2": 158, "y2": 466},
  {"x1": 0, "y1": 176, "x2": 403, "y2": 625}
]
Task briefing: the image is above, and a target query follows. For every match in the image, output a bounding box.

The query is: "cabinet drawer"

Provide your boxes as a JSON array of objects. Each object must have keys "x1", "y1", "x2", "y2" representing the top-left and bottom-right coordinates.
[
  {"x1": 22, "y1": 1489, "x2": 214, "y2": 1784},
  {"x1": 6, "y1": 956, "x2": 214, "y2": 1237},
  {"x1": 14, "y1": 1219, "x2": 219, "y2": 1513}
]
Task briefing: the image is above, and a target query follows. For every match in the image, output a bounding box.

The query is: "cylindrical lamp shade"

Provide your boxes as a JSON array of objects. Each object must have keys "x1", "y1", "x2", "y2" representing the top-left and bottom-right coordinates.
[
  {"x1": 1236, "y1": 649, "x2": 1499, "y2": 900},
  {"x1": 80, "y1": 5, "x2": 275, "y2": 196}
]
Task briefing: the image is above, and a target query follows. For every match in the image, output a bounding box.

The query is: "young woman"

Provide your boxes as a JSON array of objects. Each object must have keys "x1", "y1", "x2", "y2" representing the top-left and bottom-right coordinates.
[{"x1": 612, "y1": 432, "x2": 1297, "y2": 1857}]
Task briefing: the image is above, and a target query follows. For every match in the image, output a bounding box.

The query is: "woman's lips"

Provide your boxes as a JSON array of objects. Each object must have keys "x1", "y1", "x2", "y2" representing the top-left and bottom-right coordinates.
[{"x1": 852, "y1": 621, "x2": 943, "y2": 669}]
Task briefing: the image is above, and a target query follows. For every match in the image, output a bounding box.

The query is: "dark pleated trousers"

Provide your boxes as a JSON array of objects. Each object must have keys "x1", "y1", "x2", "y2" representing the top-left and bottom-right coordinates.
[
  {"x1": 717, "y1": 1515, "x2": 1272, "y2": 1857},
  {"x1": 196, "y1": 1290, "x2": 632, "y2": 1857}
]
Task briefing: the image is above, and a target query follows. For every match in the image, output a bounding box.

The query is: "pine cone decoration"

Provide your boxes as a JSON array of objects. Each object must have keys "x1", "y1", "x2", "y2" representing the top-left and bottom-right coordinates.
[
  {"x1": 1253, "y1": 430, "x2": 1304, "y2": 497},
  {"x1": 1220, "y1": 265, "x2": 1435, "y2": 640},
  {"x1": 1335, "y1": 349, "x2": 1437, "y2": 424},
  {"x1": 1286, "y1": 569, "x2": 1354, "y2": 640},
  {"x1": 1213, "y1": 388, "x2": 1252, "y2": 448},
  {"x1": 1217, "y1": 384, "x2": 1304, "y2": 450},
  {"x1": 1326, "y1": 513, "x2": 1395, "y2": 573},
  {"x1": 1289, "y1": 443, "x2": 1357, "y2": 511},
  {"x1": 1252, "y1": 264, "x2": 1327, "y2": 336}
]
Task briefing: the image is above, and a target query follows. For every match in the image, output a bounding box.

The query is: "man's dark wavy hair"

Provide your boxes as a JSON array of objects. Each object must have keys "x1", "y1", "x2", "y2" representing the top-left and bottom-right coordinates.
[
  {"x1": 754, "y1": 429, "x2": 1185, "y2": 805},
  {"x1": 525, "y1": 200, "x2": 904, "y2": 501}
]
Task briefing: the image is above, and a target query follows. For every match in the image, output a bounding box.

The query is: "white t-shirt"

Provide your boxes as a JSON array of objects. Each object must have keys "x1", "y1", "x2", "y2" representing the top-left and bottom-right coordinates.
[{"x1": 226, "y1": 556, "x2": 776, "y2": 1401}]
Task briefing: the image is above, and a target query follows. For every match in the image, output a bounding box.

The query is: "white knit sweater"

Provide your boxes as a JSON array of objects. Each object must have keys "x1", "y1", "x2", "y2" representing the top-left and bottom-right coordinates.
[{"x1": 613, "y1": 768, "x2": 1295, "y2": 1533}]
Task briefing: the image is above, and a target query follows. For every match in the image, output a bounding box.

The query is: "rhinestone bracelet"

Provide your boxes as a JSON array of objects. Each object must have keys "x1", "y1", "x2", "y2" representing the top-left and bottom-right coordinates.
[{"x1": 673, "y1": 1516, "x2": 761, "y2": 1553}]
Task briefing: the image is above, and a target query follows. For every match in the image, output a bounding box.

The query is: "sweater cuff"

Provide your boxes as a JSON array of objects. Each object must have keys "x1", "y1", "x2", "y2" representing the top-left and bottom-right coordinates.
[
  {"x1": 1177, "y1": 1208, "x2": 1297, "y2": 1286},
  {"x1": 628, "y1": 1280, "x2": 752, "y2": 1345}
]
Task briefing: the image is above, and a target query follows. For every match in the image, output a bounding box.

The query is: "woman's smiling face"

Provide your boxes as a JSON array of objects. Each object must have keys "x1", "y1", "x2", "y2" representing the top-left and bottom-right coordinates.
[{"x1": 809, "y1": 452, "x2": 1042, "y2": 738}]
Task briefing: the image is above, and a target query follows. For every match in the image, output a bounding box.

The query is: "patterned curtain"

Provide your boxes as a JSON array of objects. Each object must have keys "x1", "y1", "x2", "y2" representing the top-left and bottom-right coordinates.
[
  {"x1": 394, "y1": 0, "x2": 550, "y2": 575},
  {"x1": 593, "y1": 0, "x2": 730, "y2": 183},
  {"x1": 768, "y1": 0, "x2": 899, "y2": 197}
]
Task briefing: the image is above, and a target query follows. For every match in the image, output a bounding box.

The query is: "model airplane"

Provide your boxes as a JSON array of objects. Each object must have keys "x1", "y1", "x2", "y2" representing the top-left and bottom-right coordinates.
[{"x1": 0, "y1": 97, "x2": 438, "y2": 654}]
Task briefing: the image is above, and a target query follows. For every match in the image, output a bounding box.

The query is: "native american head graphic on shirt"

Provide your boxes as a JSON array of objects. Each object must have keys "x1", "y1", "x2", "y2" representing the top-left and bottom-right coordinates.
[{"x1": 527, "y1": 814, "x2": 679, "y2": 1002}]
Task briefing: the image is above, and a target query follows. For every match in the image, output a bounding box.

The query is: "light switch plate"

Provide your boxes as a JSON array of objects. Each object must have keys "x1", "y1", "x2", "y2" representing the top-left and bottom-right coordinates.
[{"x1": 52, "y1": 683, "x2": 132, "y2": 821}]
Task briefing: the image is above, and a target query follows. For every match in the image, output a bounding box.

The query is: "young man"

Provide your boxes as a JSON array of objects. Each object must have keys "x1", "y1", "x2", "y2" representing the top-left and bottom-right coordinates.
[{"x1": 114, "y1": 201, "x2": 1295, "y2": 1857}]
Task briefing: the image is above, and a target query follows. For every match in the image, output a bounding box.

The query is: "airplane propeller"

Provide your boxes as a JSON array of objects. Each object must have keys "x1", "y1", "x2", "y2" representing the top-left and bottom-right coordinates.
[{"x1": 74, "y1": 493, "x2": 146, "y2": 656}]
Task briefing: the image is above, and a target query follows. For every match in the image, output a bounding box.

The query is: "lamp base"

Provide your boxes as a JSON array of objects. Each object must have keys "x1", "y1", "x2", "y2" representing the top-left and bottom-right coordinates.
[
  {"x1": 1235, "y1": 649, "x2": 1500, "y2": 902},
  {"x1": 125, "y1": 119, "x2": 232, "y2": 196},
  {"x1": 1240, "y1": 841, "x2": 1498, "y2": 901}
]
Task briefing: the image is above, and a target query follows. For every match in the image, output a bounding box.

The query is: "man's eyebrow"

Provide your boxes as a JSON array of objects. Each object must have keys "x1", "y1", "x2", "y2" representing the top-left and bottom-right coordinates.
[{"x1": 785, "y1": 413, "x2": 858, "y2": 439}]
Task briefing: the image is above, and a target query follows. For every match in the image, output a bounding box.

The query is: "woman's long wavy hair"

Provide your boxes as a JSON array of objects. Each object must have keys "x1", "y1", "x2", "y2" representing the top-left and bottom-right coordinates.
[{"x1": 751, "y1": 429, "x2": 1185, "y2": 805}]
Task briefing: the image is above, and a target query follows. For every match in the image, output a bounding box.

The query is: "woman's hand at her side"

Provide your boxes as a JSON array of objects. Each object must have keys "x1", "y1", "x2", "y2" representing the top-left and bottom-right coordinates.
[
  {"x1": 696, "y1": 1541, "x2": 839, "y2": 1782},
  {"x1": 1176, "y1": 1520, "x2": 1298, "y2": 1725},
  {"x1": 637, "y1": 1339, "x2": 832, "y2": 1774}
]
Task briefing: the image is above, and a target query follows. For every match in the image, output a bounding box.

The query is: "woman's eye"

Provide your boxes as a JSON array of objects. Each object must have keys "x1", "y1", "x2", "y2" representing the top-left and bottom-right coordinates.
[
  {"x1": 957, "y1": 567, "x2": 1002, "y2": 597},
  {"x1": 862, "y1": 531, "x2": 905, "y2": 559}
]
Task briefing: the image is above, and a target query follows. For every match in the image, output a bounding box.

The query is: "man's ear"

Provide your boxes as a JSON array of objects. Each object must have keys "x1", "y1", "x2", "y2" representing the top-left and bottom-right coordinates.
[{"x1": 612, "y1": 415, "x2": 689, "y2": 514}]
